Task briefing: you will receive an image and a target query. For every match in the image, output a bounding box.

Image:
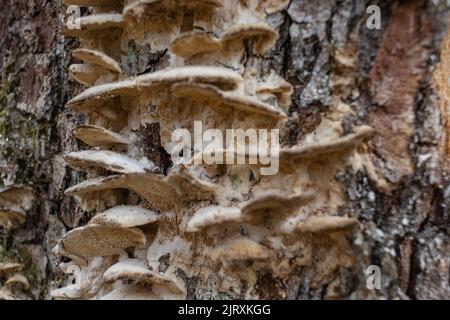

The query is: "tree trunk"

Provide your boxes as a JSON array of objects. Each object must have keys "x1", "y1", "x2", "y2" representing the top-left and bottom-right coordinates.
[{"x1": 0, "y1": 0, "x2": 449, "y2": 300}]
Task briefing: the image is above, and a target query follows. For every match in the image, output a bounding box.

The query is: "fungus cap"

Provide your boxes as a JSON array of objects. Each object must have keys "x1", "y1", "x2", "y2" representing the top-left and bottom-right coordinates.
[
  {"x1": 74, "y1": 125, "x2": 130, "y2": 147},
  {"x1": 50, "y1": 285, "x2": 84, "y2": 300},
  {"x1": 212, "y1": 237, "x2": 274, "y2": 262},
  {"x1": 0, "y1": 185, "x2": 35, "y2": 210},
  {"x1": 221, "y1": 23, "x2": 278, "y2": 54},
  {"x1": 280, "y1": 125, "x2": 375, "y2": 162},
  {"x1": 66, "y1": 14, "x2": 124, "y2": 31},
  {"x1": 0, "y1": 263, "x2": 24, "y2": 277},
  {"x1": 241, "y1": 191, "x2": 315, "y2": 217},
  {"x1": 69, "y1": 64, "x2": 109, "y2": 86},
  {"x1": 103, "y1": 259, "x2": 186, "y2": 295},
  {"x1": 89, "y1": 205, "x2": 160, "y2": 227},
  {"x1": 101, "y1": 285, "x2": 159, "y2": 300},
  {"x1": 73, "y1": 49, "x2": 122, "y2": 73},
  {"x1": 137, "y1": 66, "x2": 243, "y2": 91},
  {"x1": 186, "y1": 206, "x2": 242, "y2": 232},
  {"x1": 124, "y1": 0, "x2": 222, "y2": 15},
  {"x1": 63, "y1": 173, "x2": 178, "y2": 211},
  {"x1": 0, "y1": 209, "x2": 26, "y2": 230},
  {"x1": 5, "y1": 273, "x2": 30, "y2": 291},
  {"x1": 64, "y1": 150, "x2": 153, "y2": 174},
  {"x1": 170, "y1": 32, "x2": 222, "y2": 59},
  {"x1": 171, "y1": 82, "x2": 286, "y2": 118},
  {"x1": 57, "y1": 224, "x2": 146, "y2": 260},
  {"x1": 64, "y1": 175, "x2": 126, "y2": 196},
  {"x1": 296, "y1": 216, "x2": 359, "y2": 234},
  {"x1": 64, "y1": 0, "x2": 122, "y2": 6},
  {"x1": 65, "y1": 79, "x2": 135, "y2": 112}
]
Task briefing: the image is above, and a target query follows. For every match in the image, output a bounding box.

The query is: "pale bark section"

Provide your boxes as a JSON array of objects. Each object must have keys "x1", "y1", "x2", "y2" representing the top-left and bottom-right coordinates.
[{"x1": 0, "y1": 0, "x2": 449, "y2": 299}]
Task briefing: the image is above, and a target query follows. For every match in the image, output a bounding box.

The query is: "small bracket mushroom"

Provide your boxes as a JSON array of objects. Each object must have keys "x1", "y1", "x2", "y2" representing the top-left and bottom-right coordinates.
[
  {"x1": 55, "y1": 225, "x2": 146, "y2": 263},
  {"x1": 74, "y1": 125, "x2": 130, "y2": 147}
]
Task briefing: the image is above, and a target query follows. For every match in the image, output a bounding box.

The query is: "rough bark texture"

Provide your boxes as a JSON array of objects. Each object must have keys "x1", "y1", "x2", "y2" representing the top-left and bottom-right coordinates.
[{"x1": 0, "y1": 0, "x2": 449, "y2": 299}]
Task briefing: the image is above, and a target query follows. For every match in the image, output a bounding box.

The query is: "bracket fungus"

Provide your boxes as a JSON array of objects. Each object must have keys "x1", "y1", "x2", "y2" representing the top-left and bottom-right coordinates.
[
  {"x1": 4, "y1": 273, "x2": 30, "y2": 292},
  {"x1": 220, "y1": 23, "x2": 278, "y2": 55},
  {"x1": 280, "y1": 125, "x2": 374, "y2": 163},
  {"x1": 186, "y1": 206, "x2": 243, "y2": 232},
  {"x1": 69, "y1": 63, "x2": 118, "y2": 86},
  {"x1": 296, "y1": 216, "x2": 359, "y2": 234},
  {"x1": 100, "y1": 285, "x2": 159, "y2": 300},
  {"x1": 64, "y1": 150, "x2": 154, "y2": 174},
  {"x1": 170, "y1": 21, "x2": 278, "y2": 59},
  {"x1": 50, "y1": 285, "x2": 84, "y2": 300},
  {"x1": 135, "y1": 66, "x2": 243, "y2": 91},
  {"x1": 170, "y1": 32, "x2": 223, "y2": 59},
  {"x1": 64, "y1": 167, "x2": 218, "y2": 212},
  {"x1": 103, "y1": 259, "x2": 186, "y2": 299},
  {"x1": 73, "y1": 49, "x2": 122, "y2": 74},
  {"x1": 212, "y1": 237, "x2": 275, "y2": 262},
  {"x1": 0, "y1": 185, "x2": 34, "y2": 231},
  {"x1": 0, "y1": 210, "x2": 26, "y2": 231},
  {"x1": 0, "y1": 263, "x2": 23, "y2": 277},
  {"x1": 0, "y1": 263, "x2": 29, "y2": 299},
  {"x1": 74, "y1": 125, "x2": 130, "y2": 147},
  {"x1": 256, "y1": 70, "x2": 293, "y2": 109},
  {"x1": 0, "y1": 185, "x2": 35, "y2": 211},
  {"x1": 240, "y1": 191, "x2": 315, "y2": 218},
  {"x1": 186, "y1": 191, "x2": 315, "y2": 232},
  {"x1": 65, "y1": 66, "x2": 243, "y2": 118},
  {"x1": 51, "y1": 256, "x2": 115, "y2": 300},
  {"x1": 55, "y1": 225, "x2": 146, "y2": 264},
  {"x1": 171, "y1": 82, "x2": 286, "y2": 119},
  {"x1": 56, "y1": 0, "x2": 375, "y2": 299},
  {"x1": 123, "y1": 0, "x2": 223, "y2": 39},
  {"x1": 64, "y1": 0, "x2": 123, "y2": 6},
  {"x1": 64, "y1": 14, "x2": 124, "y2": 38},
  {"x1": 70, "y1": 48, "x2": 122, "y2": 86},
  {"x1": 89, "y1": 205, "x2": 160, "y2": 227}
]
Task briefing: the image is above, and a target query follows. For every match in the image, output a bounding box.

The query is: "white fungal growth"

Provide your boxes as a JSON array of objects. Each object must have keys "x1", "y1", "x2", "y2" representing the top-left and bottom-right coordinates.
[{"x1": 54, "y1": 0, "x2": 374, "y2": 300}]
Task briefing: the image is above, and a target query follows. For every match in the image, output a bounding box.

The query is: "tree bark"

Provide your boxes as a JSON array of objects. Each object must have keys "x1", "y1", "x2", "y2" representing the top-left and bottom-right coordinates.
[{"x1": 0, "y1": 0, "x2": 449, "y2": 300}]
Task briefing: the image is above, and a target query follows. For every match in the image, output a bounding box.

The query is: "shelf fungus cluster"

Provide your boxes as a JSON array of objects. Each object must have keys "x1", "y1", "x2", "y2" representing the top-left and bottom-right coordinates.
[
  {"x1": 0, "y1": 185, "x2": 35, "y2": 231},
  {"x1": 0, "y1": 263, "x2": 30, "y2": 300},
  {"x1": 0, "y1": 186, "x2": 35, "y2": 300},
  {"x1": 54, "y1": 0, "x2": 374, "y2": 299}
]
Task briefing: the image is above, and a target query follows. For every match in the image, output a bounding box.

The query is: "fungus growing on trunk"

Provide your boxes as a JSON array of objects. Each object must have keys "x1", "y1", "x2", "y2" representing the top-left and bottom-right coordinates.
[
  {"x1": 74, "y1": 125, "x2": 130, "y2": 147},
  {"x1": 55, "y1": 0, "x2": 375, "y2": 299}
]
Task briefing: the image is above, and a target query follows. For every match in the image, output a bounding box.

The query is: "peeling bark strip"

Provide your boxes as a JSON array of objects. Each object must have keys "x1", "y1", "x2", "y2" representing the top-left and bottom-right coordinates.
[
  {"x1": 368, "y1": 0, "x2": 432, "y2": 186},
  {"x1": 434, "y1": 27, "x2": 450, "y2": 170},
  {"x1": 0, "y1": 0, "x2": 449, "y2": 300}
]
